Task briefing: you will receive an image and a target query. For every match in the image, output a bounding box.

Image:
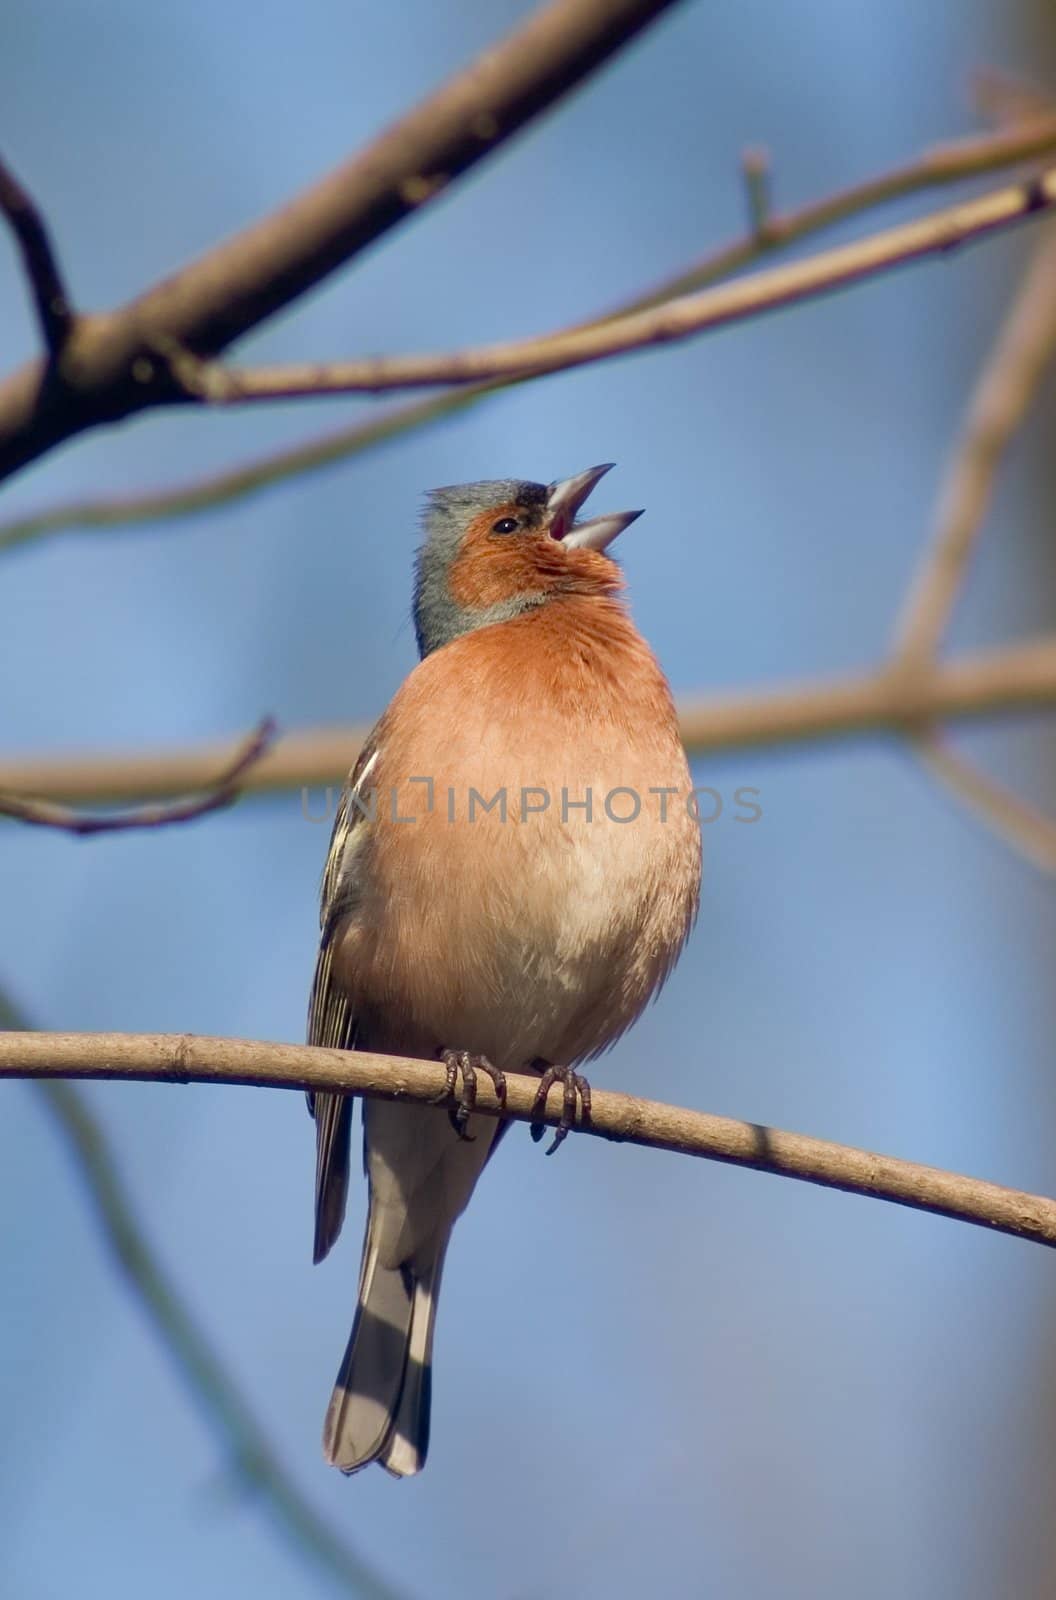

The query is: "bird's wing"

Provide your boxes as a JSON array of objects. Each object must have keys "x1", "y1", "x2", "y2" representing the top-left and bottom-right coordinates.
[{"x1": 307, "y1": 729, "x2": 381, "y2": 1264}]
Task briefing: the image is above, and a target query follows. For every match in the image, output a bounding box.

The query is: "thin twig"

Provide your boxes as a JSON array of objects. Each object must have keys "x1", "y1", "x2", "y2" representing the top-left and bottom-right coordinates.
[
  {"x1": 741, "y1": 146, "x2": 773, "y2": 240},
  {"x1": 0, "y1": 717, "x2": 276, "y2": 832},
  {"x1": 887, "y1": 188, "x2": 1056, "y2": 873},
  {"x1": 0, "y1": 153, "x2": 74, "y2": 355},
  {"x1": 7, "y1": 113, "x2": 1056, "y2": 552},
  {"x1": 913, "y1": 732, "x2": 1056, "y2": 874},
  {"x1": 0, "y1": 636, "x2": 1053, "y2": 807},
  {"x1": 0, "y1": 0, "x2": 686, "y2": 483},
  {"x1": 893, "y1": 225, "x2": 1056, "y2": 665},
  {"x1": 167, "y1": 170, "x2": 1056, "y2": 402},
  {"x1": 973, "y1": 69, "x2": 1056, "y2": 133},
  {"x1": 2, "y1": 1029, "x2": 1055, "y2": 1248},
  {"x1": 0, "y1": 389, "x2": 492, "y2": 555},
  {"x1": 629, "y1": 110, "x2": 1056, "y2": 311},
  {"x1": 0, "y1": 992, "x2": 404, "y2": 1600}
]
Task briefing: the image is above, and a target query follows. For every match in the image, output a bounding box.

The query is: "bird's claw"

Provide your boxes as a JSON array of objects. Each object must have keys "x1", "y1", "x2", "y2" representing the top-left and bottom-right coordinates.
[
  {"x1": 437, "y1": 1049, "x2": 507, "y2": 1140},
  {"x1": 529, "y1": 1061, "x2": 591, "y2": 1154}
]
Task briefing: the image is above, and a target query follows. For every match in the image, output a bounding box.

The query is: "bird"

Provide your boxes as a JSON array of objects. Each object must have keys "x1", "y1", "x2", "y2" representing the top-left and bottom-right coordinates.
[{"x1": 307, "y1": 463, "x2": 701, "y2": 1477}]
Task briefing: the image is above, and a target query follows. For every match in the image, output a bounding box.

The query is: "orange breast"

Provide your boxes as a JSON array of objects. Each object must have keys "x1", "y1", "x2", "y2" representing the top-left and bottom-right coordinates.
[{"x1": 332, "y1": 596, "x2": 701, "y2": 1069}]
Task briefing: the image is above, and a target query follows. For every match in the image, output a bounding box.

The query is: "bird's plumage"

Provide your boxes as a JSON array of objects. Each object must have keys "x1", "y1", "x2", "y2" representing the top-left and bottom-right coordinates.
[{"x1": 308, "y1": 468, "x2": 701, "y2": 1475}]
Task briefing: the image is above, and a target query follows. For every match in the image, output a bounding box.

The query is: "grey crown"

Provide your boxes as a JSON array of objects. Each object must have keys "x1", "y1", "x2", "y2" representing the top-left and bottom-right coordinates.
[{"x1": 413, "y1": 479, "x2": 549, "y2": 657}]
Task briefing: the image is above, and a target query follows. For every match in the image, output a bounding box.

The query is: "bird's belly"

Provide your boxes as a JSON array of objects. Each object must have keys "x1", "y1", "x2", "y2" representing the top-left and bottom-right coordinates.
[{"x1": 338, "y1": 758, "x2": 699, "y2": 1070}]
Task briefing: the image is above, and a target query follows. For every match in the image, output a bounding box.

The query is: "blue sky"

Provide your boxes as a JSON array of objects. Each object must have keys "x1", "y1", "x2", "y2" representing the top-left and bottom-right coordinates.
[{"x1": 2, "y1": 2, "x2": 1056, "y2": 1597}]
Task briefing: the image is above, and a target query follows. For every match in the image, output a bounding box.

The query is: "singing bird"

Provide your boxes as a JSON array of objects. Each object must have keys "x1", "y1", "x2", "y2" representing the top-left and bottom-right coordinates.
[{"x1": 308, "y1": 465, "x2": 701, "y2": 1476}]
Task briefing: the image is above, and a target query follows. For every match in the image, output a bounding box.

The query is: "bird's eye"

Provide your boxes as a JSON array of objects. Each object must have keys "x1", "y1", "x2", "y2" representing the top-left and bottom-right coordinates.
[{"x1": 491, "y1": 516, "x2": 519, "y2": 534}]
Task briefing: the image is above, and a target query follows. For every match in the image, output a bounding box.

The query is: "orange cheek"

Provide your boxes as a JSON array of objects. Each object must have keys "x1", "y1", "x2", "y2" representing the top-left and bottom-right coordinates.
[{"x1": 447, "y1": 507, "x2": 548, "y2": 608}]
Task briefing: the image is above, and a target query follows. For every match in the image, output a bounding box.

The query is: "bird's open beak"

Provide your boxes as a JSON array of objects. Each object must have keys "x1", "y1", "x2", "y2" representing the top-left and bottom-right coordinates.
[{"x1": 546, "y1": 463, "x2": 644, "y2": 552}]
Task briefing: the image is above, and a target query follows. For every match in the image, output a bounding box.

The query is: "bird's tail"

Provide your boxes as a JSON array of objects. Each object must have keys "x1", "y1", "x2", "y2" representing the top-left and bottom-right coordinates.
[{"x1": 323, "y1": 1212, "x2": 445, "y2": 1477}]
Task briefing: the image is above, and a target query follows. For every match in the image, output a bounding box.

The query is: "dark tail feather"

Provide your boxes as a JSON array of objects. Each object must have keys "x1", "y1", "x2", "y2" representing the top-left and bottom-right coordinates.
[
  {"x1": 323, "y1": 1222, "x2": 444, "y2": 1477},
  {"x1": 313, "y1": 1091, "x2": 353, "y2": 1265},
  {"x1": 379, "y1": 1254, "x2": 443, "y2": 1477}
]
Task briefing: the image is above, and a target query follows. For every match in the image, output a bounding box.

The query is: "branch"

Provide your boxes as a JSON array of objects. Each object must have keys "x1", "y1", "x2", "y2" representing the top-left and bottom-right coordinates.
[
  {"x1": 0, "y1": 716, "x2": 276, "y2": 833},
  {"x1": 894, "y1": 224, "x2": 1056, "y2": 665},
  {"x1": 0, "y1": 993, "x2": 404, "y2": 1600},
  {"x1": 973, "y1": 69, "x2": 1056, "y2": 132},
  {"x1": 740, "y1": 145, "x2": 773, "y2": 240},
  {"x1": 0, "y1": 388, "x2": 487, "y2": 555},
  {"x1": 886, "y1": 177, "x2": 1056, "y2": 872},
  {"x1": 163, "y1": 169, "x2": 1056, "y2": 402},
  {"x1": 638, "y1": 108, "x2": 1056, "y2": 309},
  {"x1": 3, "y1": 1029, "x2": 1055, "y2": 1249},
  {"x1": 0, "y1": 636, "x2": 1053, "y2": 807},
  {"x1": 0, "y1": 153, "x2": 73, "y2": 355},
  {"x1": 913, "y1": 732, "x2": 1056, "y2": 873},
  {"x1": 0, "y1": 0, "x2": 684, "y2": 484},
  {"x1": 6, "y1": 110, "x2": 1056, "y2": 552}
]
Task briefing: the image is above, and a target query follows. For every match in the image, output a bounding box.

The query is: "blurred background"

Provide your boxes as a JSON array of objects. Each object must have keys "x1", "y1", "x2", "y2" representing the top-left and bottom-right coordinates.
[{"x1": 2, "y1": 1, "x2": 1056, "y2": 1596}]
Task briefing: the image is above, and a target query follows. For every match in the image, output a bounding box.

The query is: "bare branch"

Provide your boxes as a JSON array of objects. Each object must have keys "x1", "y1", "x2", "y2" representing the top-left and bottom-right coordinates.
[
  {"x1": 0, "y1": 153, "x2": 74, "y2": 355},
  {"x1": 0, "y1": 717, "x2": 276, "y2": 832},
  {"x1": 893, "y1": 225, "x2": 1056, "y2": 665},
  {"x1": 0, "y1": 389, "x2": 488, "y2": 556},
  {"x1": 973, "y1": 69, "x2": 1056, "y2": 133},
  {"x1": 913, "y1": 733, "x2": 1056, "y2": 874},
  {"x1": 626, "y1": 108, "x2": 1056, "y2": 311},
  {"x1": 6, "y1": 112, "x2": 1056, "y2": 552},
  {"x1": 0, "y1": 636, "x2": 1053, "y2": 808},
  {"x1": 883, "y1": 126, "x2": 1056, "y2": 876},
  {"x1": 160, "y1": 170, "x2": 1056, "y2": 403},
  {"x1": 0, "y1": 0, "x2": 686, "y2": 484},
  {"x1": 2, "y1": 1029, "x2": 1056, "y2": 1249},
  {"x1": 673, "y1": 637, "x2": 1056, "y2": 746},
  {"x1": 0, "y1": 993, "x2": 404, "y2": 1600}
]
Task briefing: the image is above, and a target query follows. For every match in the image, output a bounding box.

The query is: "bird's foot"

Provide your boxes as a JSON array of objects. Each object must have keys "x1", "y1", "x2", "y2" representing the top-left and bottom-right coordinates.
[
  {"x1": 528, "y1": 1060, "x2": 592, "y2": 1155},
  {"x1": 436, "y1": 1049, "x2": 507, "y2": 1140}
]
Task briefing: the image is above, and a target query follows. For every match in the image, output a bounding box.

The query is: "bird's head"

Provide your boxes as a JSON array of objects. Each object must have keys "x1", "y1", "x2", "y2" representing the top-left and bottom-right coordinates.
[{"x1": 413, "y1": 464, "x2": 642, "y2": 656}]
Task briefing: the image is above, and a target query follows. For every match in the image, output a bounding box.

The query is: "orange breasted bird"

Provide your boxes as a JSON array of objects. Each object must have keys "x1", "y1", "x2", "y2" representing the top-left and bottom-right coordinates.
[{"x1": 308, "y1": 464, "x2": 701, "y2": 1475}]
